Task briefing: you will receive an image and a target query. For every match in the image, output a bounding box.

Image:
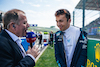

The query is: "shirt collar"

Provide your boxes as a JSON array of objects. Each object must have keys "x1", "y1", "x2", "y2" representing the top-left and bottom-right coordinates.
[
  {"x1": 5, "y1": 29, "x2": 19, "y2": 42},
  {"x1": 63, "y1": 25, "x2": 71, "y2": 34}
]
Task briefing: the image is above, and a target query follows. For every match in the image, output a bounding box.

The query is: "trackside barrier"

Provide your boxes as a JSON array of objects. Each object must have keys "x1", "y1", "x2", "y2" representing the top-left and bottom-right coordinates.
[{"x1": 43, "y1": 32, "x2": 49, "y2": 46}]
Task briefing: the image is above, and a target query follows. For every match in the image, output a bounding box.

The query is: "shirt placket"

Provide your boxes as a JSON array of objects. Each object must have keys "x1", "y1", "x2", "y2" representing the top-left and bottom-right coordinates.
[
  {"x1": 16, "y1": 39, "x2": 26, "y2": 58},
  {"x1": 64, "y1": 33, "x2": 70, "y2": 67}
]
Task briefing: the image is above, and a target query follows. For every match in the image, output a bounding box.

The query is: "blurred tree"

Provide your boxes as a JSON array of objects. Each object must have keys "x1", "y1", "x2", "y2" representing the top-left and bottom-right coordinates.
[{"x1": 50, "y1": 26, "x2": 55, "y2": 28}]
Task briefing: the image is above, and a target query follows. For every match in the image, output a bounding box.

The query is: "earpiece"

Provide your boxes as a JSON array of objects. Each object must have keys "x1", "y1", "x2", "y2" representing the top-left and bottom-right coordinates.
[{"x1": 13, "y1": 24, "x2": 16, "y2": 28}]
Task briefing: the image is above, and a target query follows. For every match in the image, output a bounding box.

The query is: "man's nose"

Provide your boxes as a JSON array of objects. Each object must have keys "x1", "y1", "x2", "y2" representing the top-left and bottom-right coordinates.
[
  {"x1": 27, "y1": 23, "x2": 30, "y2": 28},
  {"x1": 57, "y1": 22, "x2": 60, "y2": 26}
]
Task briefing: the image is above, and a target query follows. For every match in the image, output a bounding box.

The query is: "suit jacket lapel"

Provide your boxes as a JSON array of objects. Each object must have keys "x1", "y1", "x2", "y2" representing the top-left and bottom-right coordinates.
[
  {"x1": 1, "y1": 30, "x2": 23, "y2": 58},
  {"x1": 70, "y1": 30, "x2": 83, "y2": 66},
  {"x1": 58, "y1": 34, "x2": 67, "y2": 65}
]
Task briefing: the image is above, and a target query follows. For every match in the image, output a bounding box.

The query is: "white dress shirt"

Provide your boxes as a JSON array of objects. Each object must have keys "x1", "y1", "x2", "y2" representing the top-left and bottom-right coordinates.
[
  {"x1": 5, "y1": 29, "x2": 35, "y2": 60},
  {"x1": 63, "y1": 26, "x2": 80, "y2": 67}
]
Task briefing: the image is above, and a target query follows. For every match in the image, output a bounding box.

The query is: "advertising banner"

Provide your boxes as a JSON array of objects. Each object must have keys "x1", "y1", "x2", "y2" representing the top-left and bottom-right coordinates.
[{"x1": 87, "y1": 38, "x2": 100, "y2": 67}]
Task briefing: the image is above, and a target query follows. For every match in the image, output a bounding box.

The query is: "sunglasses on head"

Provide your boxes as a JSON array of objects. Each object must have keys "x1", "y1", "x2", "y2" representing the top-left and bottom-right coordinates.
[{"x1": 55, "y1": 9, "x2": 69, "y2": 16}]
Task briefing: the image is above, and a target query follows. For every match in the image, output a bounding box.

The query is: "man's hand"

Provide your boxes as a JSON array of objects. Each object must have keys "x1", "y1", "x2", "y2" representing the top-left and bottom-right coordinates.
[{"x1": 26, "y1": 45, "x2": 40, "y2": 58}]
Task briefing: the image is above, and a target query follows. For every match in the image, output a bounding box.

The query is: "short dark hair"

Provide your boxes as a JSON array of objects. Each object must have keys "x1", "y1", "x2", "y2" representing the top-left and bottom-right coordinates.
[
  {"x1": 3, "y1": 9, "x2": 25, "y2": 29},
  {"x1": 55, "y1": 9, "x2": 71, "y2": 21}
]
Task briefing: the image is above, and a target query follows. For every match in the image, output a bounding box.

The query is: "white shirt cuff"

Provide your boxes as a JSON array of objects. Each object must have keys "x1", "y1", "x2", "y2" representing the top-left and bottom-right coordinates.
[{"x1": 26, "y1": 54, "x2": 35, "y2": 61}]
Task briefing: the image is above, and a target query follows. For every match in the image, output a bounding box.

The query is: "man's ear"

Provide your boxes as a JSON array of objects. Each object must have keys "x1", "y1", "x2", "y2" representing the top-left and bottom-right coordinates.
[
  {"x1": 10, "y1": 22, "x2": 16, "y2": 29},
  {"x1": 13, "y1": 24, "x2": 16, "y2": 28},
  {"x1": 68, "y1": 19, "x2": 71, "y2": 23}
]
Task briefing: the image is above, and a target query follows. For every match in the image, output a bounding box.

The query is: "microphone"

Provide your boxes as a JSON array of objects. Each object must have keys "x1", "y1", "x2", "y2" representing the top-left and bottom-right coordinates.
[{"x1": 26, "y1": 32, "x2": 36, "y2": 48}]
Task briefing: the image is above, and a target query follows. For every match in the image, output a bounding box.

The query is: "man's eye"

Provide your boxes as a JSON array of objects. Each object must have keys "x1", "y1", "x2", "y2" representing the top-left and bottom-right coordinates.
[{"x1": 59, "y1": 20, "x2": 63, "y2": 22}]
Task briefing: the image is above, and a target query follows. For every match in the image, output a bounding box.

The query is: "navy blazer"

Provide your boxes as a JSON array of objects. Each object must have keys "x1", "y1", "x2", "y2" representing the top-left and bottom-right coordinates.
[
  {"x1": 0, "y1": 30, "x2": 35, "y2": 67},
  {"x1": 54, "y1": 29, "x2": 87, "y2": 67}
]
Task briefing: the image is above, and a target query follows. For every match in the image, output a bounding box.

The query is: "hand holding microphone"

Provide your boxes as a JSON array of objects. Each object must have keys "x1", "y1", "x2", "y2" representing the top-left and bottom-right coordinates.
[{"x1": 26, "y1": 31, "x2": 40, "y2": 58}]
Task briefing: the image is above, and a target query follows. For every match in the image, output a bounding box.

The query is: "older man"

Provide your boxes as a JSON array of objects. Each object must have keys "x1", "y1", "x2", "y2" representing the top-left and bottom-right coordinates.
[{"x1": 0, "y1": 9, "x2": 39, "y2": 67}]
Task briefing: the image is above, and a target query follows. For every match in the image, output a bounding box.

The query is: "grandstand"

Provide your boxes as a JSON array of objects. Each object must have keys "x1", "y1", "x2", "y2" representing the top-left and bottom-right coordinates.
[
  {"x1": 73, "y1": 0, "x2": 100, "y2": 38},
  {"x1": 85, "y1": 17, "x2": 100, "y2": 35}
]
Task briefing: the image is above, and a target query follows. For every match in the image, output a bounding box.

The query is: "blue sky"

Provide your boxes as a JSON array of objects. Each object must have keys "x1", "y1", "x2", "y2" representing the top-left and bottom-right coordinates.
[{"x1": 0, "y1": 0, "x2": 80, "y2": 28}]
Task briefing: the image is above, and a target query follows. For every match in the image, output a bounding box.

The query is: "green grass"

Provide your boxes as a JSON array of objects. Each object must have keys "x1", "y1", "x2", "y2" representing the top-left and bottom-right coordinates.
[
  {"x1": 28, "y1": 26, "x2": 58, "y2": 33},
  {"x1": 34, "y1": 45, "x2": 58, "y2": 67}
]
